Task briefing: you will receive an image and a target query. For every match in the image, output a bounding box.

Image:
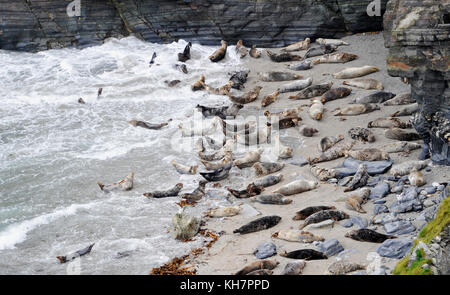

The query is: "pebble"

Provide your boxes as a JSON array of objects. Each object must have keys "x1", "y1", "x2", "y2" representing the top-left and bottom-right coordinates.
[
  {"x1": 317, "y1": 239, "x2": 344, "y2": 257},
  {"x1": 327, "y1": 178, "x2": 338, "y2": 184},
  {"x1": 376, "y1": 238, "x2": 413, "y2": 259},
  {"x1": 423, "y1": 199, "x2": 434, "y2": 208},
  {"x1": 384, "y1": 220, "x2": 416, "y2": 235},
  {"x1": 253, "y1": 242, "x2": 277, "y2": 259}
]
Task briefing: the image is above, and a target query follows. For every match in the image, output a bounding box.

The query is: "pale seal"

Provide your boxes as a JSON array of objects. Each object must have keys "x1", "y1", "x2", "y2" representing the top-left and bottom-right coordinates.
[
  {"x1": 209, "y1": 40, "x2": 227, "y2": 62},
  {"x1": 97, "y1": 173, "x2": 134, "y2": 193},
  {"x1": 333, "y1": 66, "x2": 379, "y2": 79}
]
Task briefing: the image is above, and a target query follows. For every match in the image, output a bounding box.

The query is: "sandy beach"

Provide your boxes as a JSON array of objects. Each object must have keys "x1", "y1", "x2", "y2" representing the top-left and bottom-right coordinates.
[{"x1": 183, "y1": 33, "x2": 449, "y2": 275}]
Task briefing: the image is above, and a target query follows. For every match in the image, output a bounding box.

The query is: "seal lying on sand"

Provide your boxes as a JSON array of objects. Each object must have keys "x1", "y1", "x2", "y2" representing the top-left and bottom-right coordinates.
[
  {"x1": 383, "y1": 93, "x2": 415, "y2": 106},
  {"x1": 180, "y1": 180, "x2": 207, "y2": 202},
  {"x1": 170, "y1": 160, "x2": 197, "y2": 175},
  {"x1": 273, "y1": 179, "x2": 318, "y2": 196},
  {"x1": 281, "y1": 38, "x2": 311, "y2": 52},
  {"x1": 333, "y1": 66, "x2": 379, "y2": 79},
  {"x1": 278, "y1": 78, "x2": 313, "y2": 93},
  {"x1": 249, "y1": 45, "x2": 261, "y2": 58},
  {"x1": 390, "y1": 103, "x2": 419, "y2": 117},
  {"x1": 209, "y1": 40, "x2": 227, "y2": 62},
  {"x1": 333, "y1": 104, "x2": 380, "y2": 116},
  {"x1": 274, "y1": 136, "x2": 293, "y2": 159},
  {"x1": 309, "y1": 100, "x2": 324, "y2": 121},
  {"x1": 57, "y1": 244, "x2": 95, "y2": 263},
  {"x1": 298, "y1": 210, "x2": 349, "y2": 229},
  {"x1": 196, "y1": 103, "x2": 243, "y2": 119},
  {"x1": 261, "y1": 91, "x2": 280, "y2": 107},
  {"x1": 368, "y1": 117, "x2": 412, "y2": 129},
  {"x1": 272, "y1": 230, "x2": 324, "y2": 243},
  {"x1": 201, "y1": 152, "x2": 233, "y2": 170},
  {"x1": 207, "y1": 205, "x2": 242, "y2": 218},
  {"x1": 233, "y1": 216, "x2": 282, "y2": 234},
  {"x1": 343, "y1": 78, "x2": 384, "y2": 90},
  {"x1": 344, "y1": 148, "x2": 390, "y2": 161},
  {"x1": 327, "y1": 261, "x2": 366, "y2": 275},
  {"x1": 226, "y1": 183, "x2": 264, "y2": 199},
  {"x1": 316, "y1": 38, "x2": 349, "y2": 46},
  {"x1": 288, "y1": 60, "x2": 312, "y2": 71},
  {"x1": 321, "y1": 87, "x2": 352, "y2": 103},
  {"x1": 178, "y1": 42, "x2": 192, "y2": 62},
  {"x1": 293, "y1": 206, "x2": 336, "y2": 220},
  {"x1": 408, "y1": 168, "x2": 426, "y2": 187},
  {"x1": 265, "y1": 50, "x2": 302, "y2": 62},
  {"x1": 234, "y1": 260, "x2": 279, "y2": 275},
  {"x1": 390, "y1": 160, "x2": 429, "y2": 177},
  {"x1": 235, "y1": 124, "x2": 271, "y2": 146},
  {"x1": 301, "y1": 126, "x2": 319, "y2": 137},
  {"x1": 345, "y1": 229, "x2": 396, "y2": 243},
  {"x1": 129, "y1": 120, "x2": 168, "y2": 130},
  {"x1": 384, "y1": 128, "x2": 421, "y2": 141},
  {"x1": 308, "y1": 141, "x2": 355, "y2": 164},
  {"x1": 288, "y1": 82, "x2": 333, "y2": 100},
  {"x1": 233, "y1": 150, "x2": 262, "y2": 168},
  {"x1": 202, "y1": 81, "x2": 234, "y2": 96},
  {"x1": 303, "y1": 44, "x2": 337, "y2": 59},
  {"x1": 344, "y1": 187, "x2": 371, "y2": 213},
  {"x1": 344, "y1": 164, "x2": 369, "y2": 192},
  {"x1": 348, "y1": 127, "x2": 376, "y2": 142},
  {"x1": 350, "y1": 91, "x2": 396, "y2": 104},
  {"x1": 225, "y1": 86, "x2": 262, "y2": 104},
  {"x1": 191, "y1": 75, "x2": 206, "y2": 91},
  {"x1": 235, "y1": 40, "x2": 248, "y2": 58},
  {"x1": 250, "y1": 193, "x2": 292, "y2": 205},
  {"x1": 252, "y1": 174, "x2": 284, "y2": 188},
  {"x1": 281, "y1": 261, "x2": 307, "y2": 275},
  {"x1": 280, "y1": 249, "x2": 328, "y2": 260},
  {"x1": 259, "y1": 71, "x2": 303, "y2": 82},
  {"x1": 200, "y1": 162, "x2": 232, "y2": 182},
  {"x1": 319, "y1": 135, "x2": 344, "y2": 152},
  {"x1": 143, "y1": 183, "x2": 183, "y2": 198},
  {"x1": 312, "y1": 52, "x2": 358, "y2": 65},
  {"x1": 97, "y1": 173, "x2": 134, "y2": 193},
  {"x1": 229, "y1": 70, "x2": 249, "y2": 90},
  {"x1": 382, "y1": 142, "x2": 421, "y2": 153},
  {"x1": 253, "y1": 162, "x2": 285, "y2": 176}
]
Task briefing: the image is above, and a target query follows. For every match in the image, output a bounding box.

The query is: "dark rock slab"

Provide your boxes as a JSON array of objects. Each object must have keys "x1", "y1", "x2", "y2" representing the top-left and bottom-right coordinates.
[
  {"x1": 317, "y1": 239, "x2": 344, "y2": 257},
  {"x1": 376, "y1": 238, "x2": 413, "y2": 259},
  {"x1": 334, "y1": 158, "x2": 393, "y2": 179},
  {"x1": 254, "y1": 242, "x2": 277, "y2": 259},
  {"x1": 384, "y1": 220, "x2": 416, "y2": 235},
  {"x1": 369, "y1": 181, "x2": 390, "y2": 199}
]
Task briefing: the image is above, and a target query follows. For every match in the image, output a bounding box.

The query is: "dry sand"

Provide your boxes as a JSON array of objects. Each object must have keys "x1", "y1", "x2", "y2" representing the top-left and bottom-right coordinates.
[{"x1": 186, "y1": 33, "x2": 449, "y2": 275}]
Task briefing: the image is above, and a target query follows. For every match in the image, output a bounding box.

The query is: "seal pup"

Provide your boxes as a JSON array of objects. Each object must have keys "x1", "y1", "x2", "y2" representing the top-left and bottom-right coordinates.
[
  {"x1": 196, "y1": 103, "x2": 243, "y2": 119},
  {"x1": 298, "y1": 210, "x2": 349, "y2": 229},
  {"x1": 344, "y1": 164, "x2": 369, "y2": 192},
  {"x1": 97, "y1": 173, "x2": 134, "y2": 193},
  {"x1": 261, "y1": 91, "x2": 280, "y2": 107},
  {"x1": 265, "y1": 50, "x2": 302, "y2": 62},
  {"x1": 343, "y1": 78, "x2": 384, "y2": 90},
  {"x1": 235, "y1": 40, "x2": 248, "y2": 58},
  {"x1": 233, "y1": 149, "x2": 262, "y2": 168},
  {"x1": 226, "y1": 183, "x2": 264, "y2": 199},
  {"x1": 333, "y1": 66, "x2": 379, "y2": 79},
  {"x1": 344, "y1": 148, "x2": 390, "y2": 161},
  {"x1": 319, "y1": 135, "x2": 344, "y2": 152},
  {"x1": 258, "y1": 72, "x2": 303, "y2": 82},
  {"x1": 384, "y1": 128, "x2": 421, "y2": 141},
  {"x1": 250, "y1": 194, "x2": 292, "y2": 205},
  {"x1": 345, "y1": 229, "x2": 396, "y2": 243},
  {"x1": 170, "y1": 160, "x2": 197, "y2": 175},
  {"x1": 383, "y1": 93, "x2": 415, "y2": 106},
  {"x1": 303, "y1": 44, "x2": 338, "y2": 59},
  {"x1": 293, "y1": 206, "x2": 336, "y2": 220},
  {"x1": 200, "y1": 162, "x2": 232, "y2": 182},
  {"x1": 149, "y1": 52, "x2": 157, "y2": 67},
  {"x1": 207, "y1": 205, "x2": 242, "y2": 218},
  {"x1": 178, "y1": 41, "x2": 192, "y2": 62},
  {"x1": 209, "y1": 40, "x2": 227, "y2": 62},
  {"x1": 233, "y1": 215, "x2": 282, "y2": 234},
  {"x1": 129, "y1": 120, "x2": 168, "y2": 130},
  {"x1": 200, "y1": 152, "x2": 233, "y2": 170},
  {"x1": 273, "y1": 179, "x2": 318, "y2": 196},
  {"x1": 278, "y1": 78, "x2": 313, "y2": 94},
  {"x1": 345, "y1": 187, "x2": 371, "y2": 213},
  {"x1": 368, "y1": 117, "x2": 412, "y2": 129},
  {"x1": 253, "y1": 162, "x2": 285, "y2": 176},
  {"x1": 307, "y1": 141, "x2": 355, "y2": 164},
  {"x1": 234, "y1": 260, "x2": 279, "y2": 275},
  {"x1": 143, "y1": 183, "x2": 183, "y2": 198},
  {"x1": 281, "y1": 261, "x2": 306, "y2": 275},
  {"x1": 272, "y1": 230, "x2": 324, "y2": 243},
  {"x1": 390, "y1": 160, "x2": 429, "y2": 177},
  {"x1": 312, "y1": 52, "x2": 358, "y2": 65},
  {"x1": 327, "y1": 261, "x2": 366, "y2": 275},
  {"x1": 301, "y1": 126, "x2": 319, "y2": 137},
  {"x1": 351, "y1": 91, "x2": 396, "y2": 104},
  {"x1": 348, "y1": 127, "x2": 376, "y2": 142},
  {"x1": 274, "y1": 136, "x2": 293, "y2": 159},
  {"x1": 316, "y1": 38, "x2": 349, "y2": 46},
  {"x1": 320, "y1": 87, "x2": 352, "y2": 103},
  {"x1": 180, "y1": 180, "x2": 207, "y2": 202},
  {"x1": 225, "y1": 86, "x2": 262, "y2": 104},
  {"x1": 191, "y1": 75, "x2": 206, "y2": 91},
  {"x1": 309, "y1": 100, "x2": 324, "y2": 121},
  {"x1": 281, "y1": 38, "x2": 311, "y2": 52},
  {"x1": 333, "y1": 103, "x2": 380, "y2": 116},
  {"x1": 288, "y1": 60, "x2": 312, "y2": 71},
  {"x1": 78, "y1": 98, "x2": 86, "y2": 104},
  {"x1": 310, "y1": 166, "x2": 337, "y2": 181},
  {"x1": 249, "y1": 45, "x2": 261, "y2": 58},
  {"x1": 408, "y1": 168, "x2": 426, "y2": 187},
  {"x1": 280, "y1": 249, "x2": 328, "y2": 260},
  {"x1": 57, "y1": 244, "x2": 95, "y2": 263},
  {"x1": 390, "y1": 103, "x2": 419, "y2": 117},
  {"x1": 229, "y1": 70, "x2": 249, "y2": 90},
  {"x1": 252, "y1": 174, "x2": 283, "y2": 188},
  {"x1": 288, "y1": 82, "x2": 333, "y2": 100},
  {"x1": 382, "y1": 141, "x2": 421, "y2": 153}
]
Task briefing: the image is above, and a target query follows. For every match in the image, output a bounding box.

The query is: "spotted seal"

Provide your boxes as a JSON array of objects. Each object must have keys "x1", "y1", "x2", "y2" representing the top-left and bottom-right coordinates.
[{"x1": 143, "y1": 183, "x2": 183, "y2": 198}]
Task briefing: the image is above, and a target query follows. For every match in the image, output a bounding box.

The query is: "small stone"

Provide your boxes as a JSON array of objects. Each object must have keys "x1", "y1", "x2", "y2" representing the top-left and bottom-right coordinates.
[
  {"x1": 437, "y1": 185, "x2": 445, "y2": 191},
  {"x1": 253, "y1": 242, "x2": 277, "y2": 259},
  {"x1": 328, "y1": 178, "x2": 338, "y2": 184},
  {"x1": 318, "y1": 239, "x2": 344, "y2": 257},
  {"x1": 432, "y1": 182, "x2": 440, "y2": 187},
  {"x1": 421, "y1": 186, "x2": 437, "y2": 195},
  {"x1": 373, "y1": 199, "x2": 386, "y2": 204},
  {"x1": 423, "y1": 199, "x2": 434, "y2": 208}
]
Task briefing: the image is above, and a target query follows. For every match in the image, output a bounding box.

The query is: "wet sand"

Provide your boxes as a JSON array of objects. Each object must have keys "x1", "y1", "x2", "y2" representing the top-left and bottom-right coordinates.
[{"x1": 186, "y1": 33, "x2": 449, "y2": 275}]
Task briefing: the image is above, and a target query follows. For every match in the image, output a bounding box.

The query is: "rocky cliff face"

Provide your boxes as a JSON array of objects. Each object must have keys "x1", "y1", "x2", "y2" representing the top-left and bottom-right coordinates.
[
  {"x1": 0, "y1": 0, "x2": 388, "y2": 52},
  {"x1": 384, "y1": 0, "x2": 450, "y2": 165}
]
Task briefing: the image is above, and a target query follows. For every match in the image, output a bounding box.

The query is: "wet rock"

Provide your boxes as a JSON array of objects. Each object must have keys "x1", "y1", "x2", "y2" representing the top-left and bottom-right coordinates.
[
  {"x1": 384, "y1": 220, "x2": 416, "y2": 235},
  {"x1": 376, "y1": 239, "x2": 413, "y2": 259},
  {"x1": 171, "y1": 213, "x2": 201, "y2": 240},
  {"x1": 317, "y1": 239, "x2": 344, "y2": 257},
  {"x1": 369, "y1": 181, "x2": 390, "y2": 199},
  {"x1": 333, "y1": 158, "x2": 393, "y2": 179},
  {"x1": 373, "y1": 204, "x2": 389, "y2": 215},
  {"x1": 254, "y1": 242, "x2": 277, "y2": 259}
]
